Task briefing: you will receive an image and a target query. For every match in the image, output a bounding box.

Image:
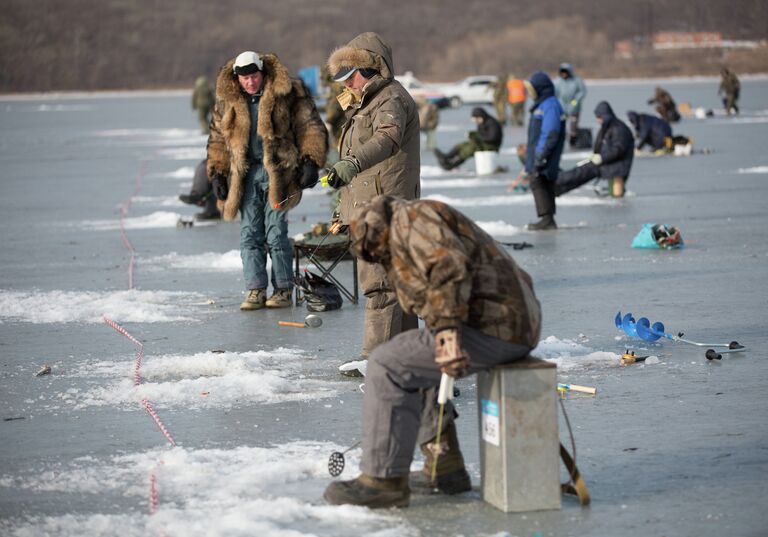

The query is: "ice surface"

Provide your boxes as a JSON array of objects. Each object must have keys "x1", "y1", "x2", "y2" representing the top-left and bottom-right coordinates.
[
  {"x1": 737, "y1": 166, "x2": 768, "y2": 174},
  {"x1": 2, "y1": 79, "x2": 767, "y2": 537},
  {"x1": 426, "y1": 192, "x2": 615, "y2": 207}
]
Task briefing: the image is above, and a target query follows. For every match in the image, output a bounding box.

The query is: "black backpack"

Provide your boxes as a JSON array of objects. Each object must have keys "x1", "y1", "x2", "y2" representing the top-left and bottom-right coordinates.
[
  {"x1": 571, "y1": 128, "x2": 593, "y2": 149},
  {"x1": 295, "y1": 271, "x2": 343, "y2": 312}
]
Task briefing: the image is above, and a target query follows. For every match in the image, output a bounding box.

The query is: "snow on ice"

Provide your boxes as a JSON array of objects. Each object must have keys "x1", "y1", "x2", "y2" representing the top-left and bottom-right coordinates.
[
  {"x1": 142, "y1": 250, "x2": 243, "y2": 272},
  {"x1": 426, "y1": 192, "x2": 615, "y2": 208},
  {"x1": 0, "y1": 442, "x2": 416, "y2": 537},
  {"x1": 61, "y1": 349, "x2": 341, "y2": 410},
  {"x1": 0, "y1": 289, "x2": 205, "y2": 324},
  {"x1": 80, "y1": 211, "x2": 184, "y2": 231}
]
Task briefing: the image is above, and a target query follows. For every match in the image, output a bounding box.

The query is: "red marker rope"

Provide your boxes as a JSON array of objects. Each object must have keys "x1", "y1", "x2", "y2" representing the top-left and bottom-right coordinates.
[
  {"x1": 142, "y1": 399, "x2": 176, "y2": 447},
  {"x1": 149, "y1": 470, "x2": 159, "y2": 515},
  {"x1": 118, "y1": 161, "x2": 146, "y2": 290},
  {"x1": 106, "y1": 161, "x2": 178, "y2": 517}
]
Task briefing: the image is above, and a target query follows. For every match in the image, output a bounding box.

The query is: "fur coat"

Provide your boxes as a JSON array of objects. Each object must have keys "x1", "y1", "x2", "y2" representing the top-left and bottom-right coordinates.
[{"x1": 207, "y1": 53, "x2": 327, "y2": 220}]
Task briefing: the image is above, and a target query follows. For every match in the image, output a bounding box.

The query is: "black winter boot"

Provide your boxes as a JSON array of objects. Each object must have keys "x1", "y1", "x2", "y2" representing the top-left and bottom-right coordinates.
[
  {"x1": 179, "y1": 192, "x2": 205, "y2": 206},
  {"x1": 528, "y1": 174, "x2": 557, "y2": 230},
  {"x1": 445, "y1": 154, "x2": 466, "y2": 170},
  {"x1": 527, "y1": 214, "x2": 558, "y2": 230},
  {"x1": 435, "y1": 148, "x2": 464, "y2": 171},
  {"x1": 324, "y1": 474, "x2": 410, "y2": 508},
  {"x1": 411, "y1": 422, "x2": 472, "y2": 494},
  {"x1": 434, "y1": 149, "x2": 449, "y2": 170}
]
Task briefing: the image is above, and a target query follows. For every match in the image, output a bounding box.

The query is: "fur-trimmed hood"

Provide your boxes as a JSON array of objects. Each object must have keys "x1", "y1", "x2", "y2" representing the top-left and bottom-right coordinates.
[{"x1": 327, "y1": 32, "x2": 394, "y2": 81}]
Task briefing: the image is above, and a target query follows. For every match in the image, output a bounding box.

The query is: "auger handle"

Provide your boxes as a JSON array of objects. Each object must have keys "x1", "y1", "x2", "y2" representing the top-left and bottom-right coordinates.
[{"x1": 278, "y1": 321, "x2": 305, "y2": 328}]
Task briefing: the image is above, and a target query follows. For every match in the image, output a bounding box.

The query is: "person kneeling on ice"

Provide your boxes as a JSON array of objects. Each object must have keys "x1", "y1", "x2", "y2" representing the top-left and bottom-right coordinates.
[
  {"x1": 324, "y1": 195, "x2": 541, "y2": 508},
  {"x1": 178, "y1": 159, "x2": 221, "y2": 221},
  {"x1": 434, "y1": 107, "x2": 502, "y2": 171},
  {"x1": 555, "y1": 101, "x2": 634, "y2": 198},
  {"x1": 627, "y1": 111, "x2": 673, "y2": 154}
]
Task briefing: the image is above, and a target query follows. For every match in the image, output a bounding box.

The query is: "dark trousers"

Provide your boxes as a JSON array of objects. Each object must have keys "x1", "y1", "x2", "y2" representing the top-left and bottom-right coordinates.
[
  {"x1": 361, "y1": 325, "x2": 531, "y2": 477},
  {"x1": 530, "y1": 173, "x2": 557, "y2": 217},
  {"x1": 555, "y1": 162, "x2": 600, "y2": 196}
]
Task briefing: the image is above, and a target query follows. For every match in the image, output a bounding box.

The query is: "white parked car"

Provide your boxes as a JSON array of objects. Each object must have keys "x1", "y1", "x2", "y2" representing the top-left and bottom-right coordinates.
[
  {"x1": 395, "y1": 72, "x2": 450, "y2": 108},
  {"x1": 432, "y1": 75, "x2": 497, "y2": 108}
]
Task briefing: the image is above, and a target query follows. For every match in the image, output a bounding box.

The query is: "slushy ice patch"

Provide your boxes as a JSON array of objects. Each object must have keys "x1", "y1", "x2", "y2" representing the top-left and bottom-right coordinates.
[
  {"x1": 534, "y1": 336, "x2": 623, "y2": 371},
  {"x1": 426, "y1": 193, "x2": 616, "y2": 208},
  {"x1": 0, "y1": 443, "x2": 414, "y2": 537},
  {"x1": 130, "y1": 195, "x2": 186, "y2": 207},
  {"x1": 155, "y1": 147, "x2": 206, "y2": 160},
  {"x1": 95, "y1": 128, "x2": 204, "y2": 146},
  {"x1": 421, "y1": 175, "x2": 510, "y2": 189},
  {"x1": 0, "y1": 289, "x2": 205, "y2": 323},
  {"x1": 143, "y1": 250, "x2": 243, "y2": 272},
  {"x1": 737, "y1": 166, "x2": 768, "y2": 174},
  {"x1": 155, "y1": 165, "x2": 195, "y2": 179},
  {"x1": 475, "y1": 220, "x2": 524, "y2": 236},
  {"x1": 80, "y1": 211, "x2": 184, "y2": 231},
  {"x1": 61, "y1": 349, "x2": 339, "y2": 410}
]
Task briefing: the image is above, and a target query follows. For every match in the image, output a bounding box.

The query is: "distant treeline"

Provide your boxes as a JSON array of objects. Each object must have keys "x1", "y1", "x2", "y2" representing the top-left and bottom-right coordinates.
[{"x1": 2, "y1": 0, "x2": 767, "y2": 92}]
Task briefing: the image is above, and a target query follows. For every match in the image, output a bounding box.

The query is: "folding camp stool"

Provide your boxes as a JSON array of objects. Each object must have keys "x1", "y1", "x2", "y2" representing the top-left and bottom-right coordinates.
[{"x1": 292, "y1": 240, "x2": 359, "y2": 306}]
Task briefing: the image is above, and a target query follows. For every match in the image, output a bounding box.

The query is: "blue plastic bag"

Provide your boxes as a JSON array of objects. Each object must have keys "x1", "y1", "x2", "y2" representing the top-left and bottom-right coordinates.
[{"x1": 631, "y1": 223, "x2": 684, "y2": 249}]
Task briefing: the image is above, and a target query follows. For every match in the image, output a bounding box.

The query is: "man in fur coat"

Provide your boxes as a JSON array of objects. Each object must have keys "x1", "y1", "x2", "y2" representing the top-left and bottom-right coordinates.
[
  {"x1": 207, "y1": 51, "x2": 327, "y2": 310},
  {"x1": 323, "y1": 33, "x2": 421, "y2": 375}
]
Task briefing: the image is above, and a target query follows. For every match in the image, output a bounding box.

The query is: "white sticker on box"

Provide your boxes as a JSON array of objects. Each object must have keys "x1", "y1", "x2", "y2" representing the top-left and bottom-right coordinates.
[{"x1": 481, "y1": 398, "x2": 500, "y2": 446}]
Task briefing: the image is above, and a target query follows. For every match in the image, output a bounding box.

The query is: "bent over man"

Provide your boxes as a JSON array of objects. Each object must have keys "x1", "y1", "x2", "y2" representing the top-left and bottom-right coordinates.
[
  {"x1": 207, "y1": 51, "x2": 327, "y2": 310},
  {"x1": 324, "y1": 195, "x2": 541, "y2": 508}
]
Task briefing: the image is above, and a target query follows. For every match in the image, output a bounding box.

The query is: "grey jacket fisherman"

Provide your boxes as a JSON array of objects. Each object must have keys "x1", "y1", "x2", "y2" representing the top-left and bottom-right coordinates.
[
  {"x1": 327, "y1": 32, "x2": 421, "y2": 223},
  {"x1": 206, "y1": 53, "x2": 327, "y2": 221}
]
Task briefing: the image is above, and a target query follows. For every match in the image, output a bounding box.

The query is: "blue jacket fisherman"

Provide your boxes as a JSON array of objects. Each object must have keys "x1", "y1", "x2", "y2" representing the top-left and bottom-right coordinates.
[
  {"x1": 206, "y1": 51, "x2": 327, "y2": 310},
  {"x1": 524, "y1": 71, "x2": 566, "y2": 230}
]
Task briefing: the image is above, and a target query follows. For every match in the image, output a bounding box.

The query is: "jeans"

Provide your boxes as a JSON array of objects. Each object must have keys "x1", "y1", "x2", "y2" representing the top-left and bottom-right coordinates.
[{"x1": 240, "y1": 164, "x2": 293, "y2": 290}]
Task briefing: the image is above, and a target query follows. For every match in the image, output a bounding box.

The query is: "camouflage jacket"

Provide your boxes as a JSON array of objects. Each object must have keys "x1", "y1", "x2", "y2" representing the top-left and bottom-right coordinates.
[{"x1": 350, "y1": 197, "x2": 541, "y2": 347}]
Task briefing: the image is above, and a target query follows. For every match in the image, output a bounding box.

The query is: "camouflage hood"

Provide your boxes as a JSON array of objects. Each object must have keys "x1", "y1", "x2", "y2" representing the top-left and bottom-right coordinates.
[
  {"x1": 349, "y1": 195, "x2": 400, "y2": 264},
  {"x1": 327, "y1": 32, "x2": 394, "y2": 80}
]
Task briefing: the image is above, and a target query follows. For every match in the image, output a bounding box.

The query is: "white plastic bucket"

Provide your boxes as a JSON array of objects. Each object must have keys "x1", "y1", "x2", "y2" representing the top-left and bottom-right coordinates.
[
  {"x1": 674, "y1": 143, "x2": 692, "y2": 156},
  {"x1": 475, "y1": 151, "x2": 497, "y2": 176}
]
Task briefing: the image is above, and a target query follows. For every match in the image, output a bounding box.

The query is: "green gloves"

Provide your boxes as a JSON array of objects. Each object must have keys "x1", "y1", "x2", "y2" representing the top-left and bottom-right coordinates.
[
  {"x1": 589, "y1": 153, "x2": 603, "y2": 165},
  {"x1": 321, "y1": 157, "x2": 360, "y2": 188}
]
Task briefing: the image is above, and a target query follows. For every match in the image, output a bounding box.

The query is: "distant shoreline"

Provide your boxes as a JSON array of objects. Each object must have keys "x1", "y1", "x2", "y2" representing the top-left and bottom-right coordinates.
[{"x1": 2, "y1": 73, "x2": 767, "y2": 101}]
